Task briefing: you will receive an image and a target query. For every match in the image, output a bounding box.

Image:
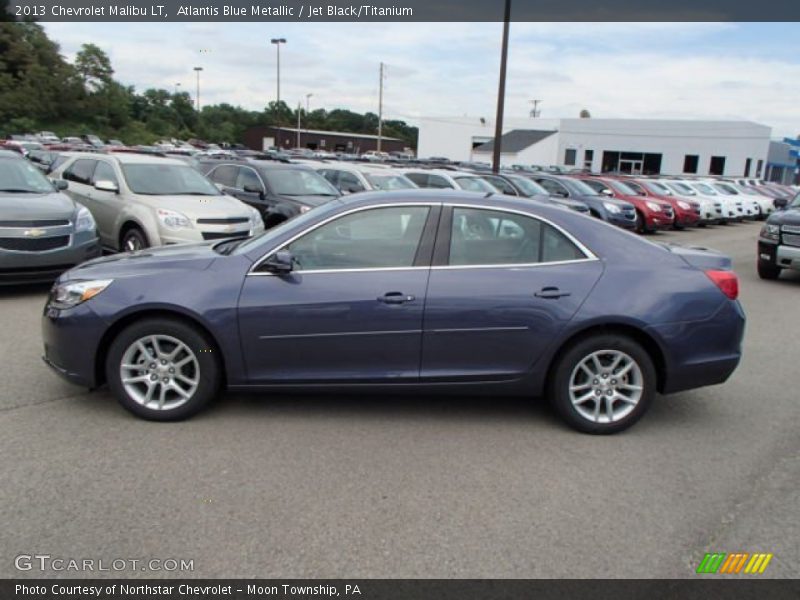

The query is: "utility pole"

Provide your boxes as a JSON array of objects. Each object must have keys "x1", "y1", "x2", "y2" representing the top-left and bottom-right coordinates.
[
  {"x1": 377, "y1": 62, "x2": 384, "y2": 153},
  {"x1": 530, "y1": 99, "x2": 542, "y2": 118},
  {"x1": 296, "y1": 101, "x2": 301, "y2": 148},
  {"x1": 193, "y1": 67, "x2": 203, "y2": 112},
  {"x1": 492, "y1": 0, "x2": 511, "y2": 173}
]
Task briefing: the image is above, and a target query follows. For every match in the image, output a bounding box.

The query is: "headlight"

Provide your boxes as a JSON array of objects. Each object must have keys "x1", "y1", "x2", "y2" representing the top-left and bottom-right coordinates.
[
  {"x1": 299, "y1": 205, "x2": 312, "y2": 214},
  {"x1": 646, "y1": 201, "x2": 661, "y2": 211},
  {"x1": 677, "y1": 201, "x2": 691, "y2": 210},
  {"x1": 74, "y1": 206, "x2": 96, "y2": 232},
  {"x1": 249, "y1": 207, "x2": 264, "y2": 227},
  {"x1": 49, "y1": 279, "x2": 113, "y2": 310},
  {"x1": 157, "y1": 208, "x2": 192, "y2": 230},
  {"x1": 602, "y1": 202, "x2": 621, "y2": 214},
  {"x1": 760, "y1": 223, "x2": 780, "y2": 241}
]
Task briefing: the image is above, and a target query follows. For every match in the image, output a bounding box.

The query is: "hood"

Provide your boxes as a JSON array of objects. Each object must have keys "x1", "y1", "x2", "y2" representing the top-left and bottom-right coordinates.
[
  {"x1": 766, "y1": 207, "x2": 800, "y2": 226},
  {"x1": 62, "y1": 241, "x2": 220, "y2": 281},
  {"x1": 582, "y1": 195, "x2": 634, "y2": 210},
  {"x1": 135, "y1": 193, "x2": 254, "y2": 218},
  {"x1": 0, "y1": 191, "x2": 76, "y2": 222},
  {"x1": 275, "y1": 194, "x2": 339, "y2": 207}
]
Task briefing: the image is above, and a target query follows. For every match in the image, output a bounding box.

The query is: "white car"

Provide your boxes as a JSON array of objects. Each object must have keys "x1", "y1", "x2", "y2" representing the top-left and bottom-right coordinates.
[
  {"x1": 683, "y1": 181, "x2": 742, "y2": 221},
  {"x1": 642, "y1": 178, "x2": 716, "y2": 225},
  {"x1": 398, "y1": 169, "x2": 500, "y2": 193},
  {"x1": 706, "y1": 180, "x2": 759, "y2": 220},
  {"x1": 659, "y1": 179, "x2": 724, "y2": 224},
  {"x1": 316, "y1": 164, "x2": 418, "y2": 193},
  {"x1": 723, "y1": 180, "x2": 774, "y2": 219}
]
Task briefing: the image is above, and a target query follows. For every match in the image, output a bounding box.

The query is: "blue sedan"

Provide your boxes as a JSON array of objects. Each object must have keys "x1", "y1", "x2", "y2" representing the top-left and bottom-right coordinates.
[{"x1": 41, "y1": 190, "x2": 745, "y2": 433}]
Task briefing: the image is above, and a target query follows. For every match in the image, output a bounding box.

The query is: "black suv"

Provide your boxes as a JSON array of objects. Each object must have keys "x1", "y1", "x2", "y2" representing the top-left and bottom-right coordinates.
[
  {"x1": 757, "y1": 193, "x2": 799, "y2": 280},
  {"x1": 202, "y1": 160, "x2": 341, "y2": 228}
]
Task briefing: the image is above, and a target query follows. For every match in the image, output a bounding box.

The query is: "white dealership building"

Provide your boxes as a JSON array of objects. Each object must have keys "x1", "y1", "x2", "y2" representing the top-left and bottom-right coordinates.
[{"x1": 416, "y1": 117, "x2": 772, "y2": 177}]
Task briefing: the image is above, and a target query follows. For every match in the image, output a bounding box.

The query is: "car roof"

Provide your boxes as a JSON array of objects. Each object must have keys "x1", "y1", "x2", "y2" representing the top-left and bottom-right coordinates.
[{"x1": 64, "y1": 151, "x2": 186, "y2": 166}]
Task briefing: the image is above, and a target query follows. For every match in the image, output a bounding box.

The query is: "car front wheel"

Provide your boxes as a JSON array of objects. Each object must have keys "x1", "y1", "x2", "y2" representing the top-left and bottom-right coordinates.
[
  {"x1": 121, "y1": 227, "x2": 149, "y2": 253},
  {"x1": 549, "y1": 334, "x2": 656, "y2": 434},
  {"x1": 106, "y1": 318, "x2": 221, "y2": 421},
  {"x1": 757, "y1": 260, "x2": 782, "y2": 280}
]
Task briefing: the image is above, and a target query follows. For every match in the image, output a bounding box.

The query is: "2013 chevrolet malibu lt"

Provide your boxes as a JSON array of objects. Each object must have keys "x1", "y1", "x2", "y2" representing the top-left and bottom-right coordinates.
[{"x1": 41, "y1": 191, "x2": 745, "y2": 434}]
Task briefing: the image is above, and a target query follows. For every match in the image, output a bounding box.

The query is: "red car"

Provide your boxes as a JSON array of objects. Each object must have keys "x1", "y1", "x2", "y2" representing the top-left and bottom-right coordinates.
[
  {"x1": 622, "y1": 177, "x2": 701, "y2": 229},
  {"x1": 570, "y1": 174, "x2": 674, "y2": 233}
]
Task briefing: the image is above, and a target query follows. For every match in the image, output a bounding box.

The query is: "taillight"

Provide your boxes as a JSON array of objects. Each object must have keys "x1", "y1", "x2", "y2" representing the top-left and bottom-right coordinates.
[{"x1": 705, "y1": 270, "x2": 739, "y2": 300}]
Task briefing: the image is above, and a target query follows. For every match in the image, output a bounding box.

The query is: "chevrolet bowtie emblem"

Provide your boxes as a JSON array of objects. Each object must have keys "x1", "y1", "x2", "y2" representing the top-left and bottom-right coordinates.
[{"x1": 24, "y1": 228, "x2": 46, "y2": 237}]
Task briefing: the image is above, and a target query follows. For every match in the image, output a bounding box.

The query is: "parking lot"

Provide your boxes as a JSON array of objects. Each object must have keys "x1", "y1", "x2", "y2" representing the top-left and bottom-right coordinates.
[{"x1": 1, "y1": 219, "x2": 797, "y2": 579}]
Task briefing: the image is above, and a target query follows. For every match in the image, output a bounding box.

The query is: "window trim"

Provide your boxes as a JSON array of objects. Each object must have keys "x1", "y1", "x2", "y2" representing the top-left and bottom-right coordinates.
[
  {"x1": 236, "y1": 165, "x2": 266, "y2": 193},
  {"x1": 433, "y1": 203, "x2": 597, "y2": 270},
  {"x1": 248, "y1": 202, "x2": 441, "y2": 276}
]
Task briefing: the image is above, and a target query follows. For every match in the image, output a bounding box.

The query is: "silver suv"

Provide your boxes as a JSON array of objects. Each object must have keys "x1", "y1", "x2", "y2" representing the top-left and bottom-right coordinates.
[{"x1": 51, "y1": 153, "x2": 264, "y2": 252}]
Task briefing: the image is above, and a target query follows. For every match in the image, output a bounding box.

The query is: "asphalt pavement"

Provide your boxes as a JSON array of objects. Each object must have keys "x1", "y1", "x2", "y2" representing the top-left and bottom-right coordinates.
[{"x1": 1, "y1": 219, "x2": 797, "y2": 579}]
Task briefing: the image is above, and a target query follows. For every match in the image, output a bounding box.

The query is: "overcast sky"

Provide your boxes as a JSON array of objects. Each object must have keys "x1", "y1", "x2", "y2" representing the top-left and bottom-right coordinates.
[{"x1": 43, "y1": 22, "x2": 800, "y2": 137}]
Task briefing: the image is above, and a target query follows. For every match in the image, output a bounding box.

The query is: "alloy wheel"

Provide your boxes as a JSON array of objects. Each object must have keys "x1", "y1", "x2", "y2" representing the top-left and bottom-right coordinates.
[
  {"x1": 119, "y1": 335, "x2": 200, "y2": 411},
  {"x1": 568, "y1": 349, "x2": 644, "y2": 424}
]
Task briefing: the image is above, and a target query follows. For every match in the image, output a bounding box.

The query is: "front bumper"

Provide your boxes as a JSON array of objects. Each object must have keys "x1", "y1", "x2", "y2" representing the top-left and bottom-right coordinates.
[
  {"x1": 0, "y1": 235, "x2": 101, "y2": 285},
  {"x1": 607, "y1": 212, "x2": 637, "y2": 230},
  {"x1": 645, "y1": 213, "x2": 674, "y2": 231},
  {"x1": 41, "y1": 300, "x2": 106, "y2": 388},
  {"x1": 760, "y1": 239, "x2": 800, "y2": 271}
]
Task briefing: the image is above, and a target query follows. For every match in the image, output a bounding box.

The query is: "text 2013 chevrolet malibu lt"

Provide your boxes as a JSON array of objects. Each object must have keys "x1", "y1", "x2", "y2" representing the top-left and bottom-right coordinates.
[{"x1": 41, "y1": 191, "x2": 745, "y2": 433}]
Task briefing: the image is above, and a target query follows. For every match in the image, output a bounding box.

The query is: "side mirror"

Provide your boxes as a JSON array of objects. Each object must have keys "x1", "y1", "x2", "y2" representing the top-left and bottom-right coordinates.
[
  {"x1": 600, "y1": 188, "x2": 613, "y2": 197},
  {"x1": 263, "y1": 249, "x2": 294, "y2": 274},
  {"x1": 94, "y1": 180, "x2": 118, "y2": 193},
  {"x1": 243, "y1": 184, "x2": 264, "y2": 195},
  {"x1": 553, "y1": 190, "x2": 569, "y2": 198},
  {"x1": 774, "y1": 197, "x2": 788, "y2": 210},
  {"x1": 53, "y1": 179, "x2": 68, "y2": 191}
]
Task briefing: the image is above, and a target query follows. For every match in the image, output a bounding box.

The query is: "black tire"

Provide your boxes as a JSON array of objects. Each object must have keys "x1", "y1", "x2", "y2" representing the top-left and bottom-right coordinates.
[
  {"x1": 106, "y1": 318, "x2": 221, "y2": 421},
  {"x1": 121, "y1": 226, "x2": 149, "y2": 252},
  {"x1": 634, "y1": 210, "x2": 646, "y2": 234},
  {"x1": 757, "y1": 260, "x2": 782, "y2": 281},
  {"x1": 548, "y1": 334, "x2": 656, "y2": 434}
]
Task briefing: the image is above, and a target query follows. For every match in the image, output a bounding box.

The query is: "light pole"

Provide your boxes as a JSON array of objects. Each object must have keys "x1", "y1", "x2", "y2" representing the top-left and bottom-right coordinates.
[
  {"x1": 270, "y1": 38, "x2": 286, "y2": 106},
  {"x1": 491, "y1": 0, "x2": 511, "y2": 173},
  {"x1": 174, "y1": 82, "x2": 181, "y2": 96},
  {"x1": 193, "y1": 67, "x2": 203, "y2": 112},
  {"x1": 305, "y1": 93, "x2": 313, "y2": 139}
]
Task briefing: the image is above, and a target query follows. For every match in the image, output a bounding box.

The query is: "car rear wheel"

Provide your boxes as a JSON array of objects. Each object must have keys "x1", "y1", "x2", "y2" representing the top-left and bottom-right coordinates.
[
  {"x1": 548, "y1": 334, "x2": 656, "y2": 434},
  {"x1": 121, "y1": 227, "x2": 149, "y2": 253},
  {"x1": 757, "y1": 260, "x2": 782, "y2": 280},
  {"x1": 106, "y1": 318, "x2": 221, "y2": 421}
]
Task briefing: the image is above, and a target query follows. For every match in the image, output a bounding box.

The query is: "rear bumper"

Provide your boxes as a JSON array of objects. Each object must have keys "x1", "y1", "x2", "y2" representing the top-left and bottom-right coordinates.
[{"x1": 648, "y1": 299, "x2": 745, "y2": 394}]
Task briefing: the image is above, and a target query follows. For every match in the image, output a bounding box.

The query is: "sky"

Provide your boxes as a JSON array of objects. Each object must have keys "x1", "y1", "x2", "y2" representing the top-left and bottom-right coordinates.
[{"x1": 43, "y1": 22, "x2": 800, "y2": 138}]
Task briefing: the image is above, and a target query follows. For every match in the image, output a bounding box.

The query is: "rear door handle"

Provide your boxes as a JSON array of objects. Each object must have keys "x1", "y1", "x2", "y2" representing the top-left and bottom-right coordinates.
[
  {"x1": 534, "y1": 287, "x2": 571, "y2": 299},
  {"x1": 377, "y1": 292, "x2": 415, "y2": 304}
]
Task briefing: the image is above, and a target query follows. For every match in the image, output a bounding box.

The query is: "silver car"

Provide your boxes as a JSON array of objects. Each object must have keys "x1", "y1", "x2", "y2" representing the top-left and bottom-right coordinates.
[{"x1": 51, "y1": 153, "x2": 264, "y2": 252}]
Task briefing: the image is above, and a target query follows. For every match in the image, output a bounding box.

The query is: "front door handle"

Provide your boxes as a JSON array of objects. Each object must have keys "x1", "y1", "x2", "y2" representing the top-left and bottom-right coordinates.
[
  {"x1": 377, "y1": 292, "x2": 415, "y2": 304},
  {"x1": 534, "y1": 286, "x2": 571, "y2": 299}
]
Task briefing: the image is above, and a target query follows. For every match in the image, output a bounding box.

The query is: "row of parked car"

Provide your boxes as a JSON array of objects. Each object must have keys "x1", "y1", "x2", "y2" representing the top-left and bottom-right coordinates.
[{"x1": 1, "y1": 141, "x2": 797, "y2": 285}]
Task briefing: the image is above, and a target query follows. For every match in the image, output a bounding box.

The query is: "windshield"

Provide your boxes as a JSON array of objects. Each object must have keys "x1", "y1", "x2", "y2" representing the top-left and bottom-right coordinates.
[
  {"x1": 0, "y1": 158, "x2": 58, "y2": 193},
  {"x1": 643, "y1": 181, "x2": 672, "y2": 195},
  {"x1": 121, "y1": 163, "x2": 221, "y2": 195},
  {"x1": 507, "y1": 175, "x2": 548, "y2": 196},
  {"x1": 454, "y1": 176, "x2": 497, "y2": 193},
  {"x1": 737, "y1": 185, "x2": 759, "y2": 196},
  {"x1": 365, "y1": 174, "x2": 416, "y2": 190},
  {"x1": 622, "y1": 180, "x2": 647, "y2": 195},
  {"x1": 790, "y1": 192, "x2": 800, "y2": 208},
  {"x1": 609, "y1": 179, "x2": 640, "y2": 195},
  {"x1": 692, "y1": 182, "x2": 717, "y2": 195},
  {"x1": 564, "y1": 178, "x2": 600, "y2": 196},
  {"x1": 263, "y1": 169, "x2": 339, "y2": 196},
  {"x1": 665, "y1": 182, "x2": 696, "y2": 196},
  {"x1": 713, "y1": 183, "x2": 738, "y2": 195}
]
